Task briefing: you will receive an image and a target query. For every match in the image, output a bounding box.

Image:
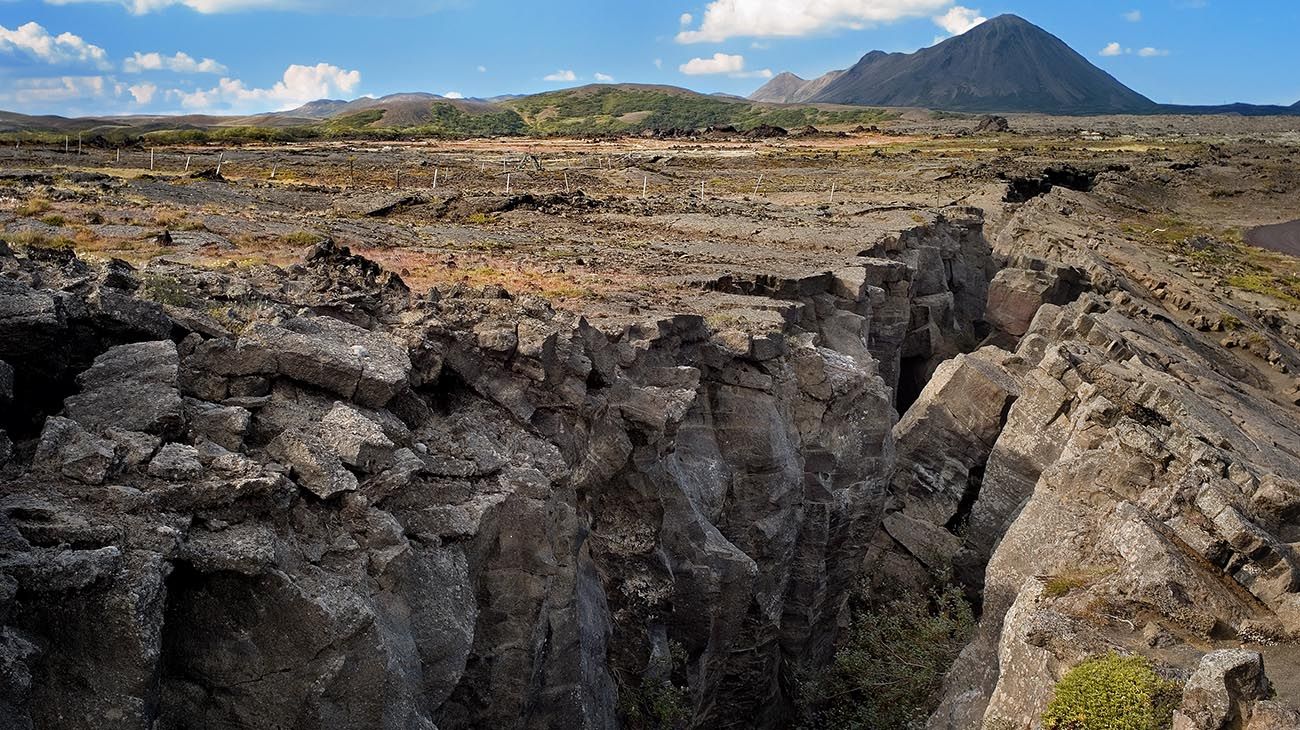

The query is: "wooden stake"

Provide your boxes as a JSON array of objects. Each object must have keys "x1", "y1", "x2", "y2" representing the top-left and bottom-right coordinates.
[
  {"x1": 700, "y1": 180, "x2": 705, "y2": 204},
  {"x1": 77, "y1": 133, "x2": 82, "y2": 155},
  {"x1": 432, "y1": 166, "x2": 438, "y2": 190},
  {"x1": 564, "y1": 172, "x2": 570, "y2": 194},
  {"x1": 270, "y1": 163, "x2": 277, "y2": 179},
  {"x1": 829, "y1": 183, "x2": 836, "y2": 204},
  {"x1": 150, "y1": 149, "x2": 154, "y2": 171},
  {"x1": 65, "y1": 136, "x2": 69, "y2": 154},
  {"x1": 506, "y1": 173, "x2": 512, "y2": 195},
  {"x1": 643, "y1": 175, "x2": 648, "y2": 198},
  {"x1": 754, "y1": 174, "x2": 763, "y2": 195},
  {"x1": 185, "y1": 155, "x2": 191, "y2": 172},
  {"x1": 116, "y1": 148, "x2": 121, "y2": 164}
]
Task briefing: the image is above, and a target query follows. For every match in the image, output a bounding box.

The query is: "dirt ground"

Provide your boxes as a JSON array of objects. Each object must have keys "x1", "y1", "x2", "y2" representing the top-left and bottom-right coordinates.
[{"x1": 2, "y1": 114, "x2": 1299, "y2": 336}]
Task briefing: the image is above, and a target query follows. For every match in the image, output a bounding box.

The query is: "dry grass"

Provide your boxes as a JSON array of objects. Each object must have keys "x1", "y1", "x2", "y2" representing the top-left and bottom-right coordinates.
[{"x1": 16, "y1": 197, "x2": 52, "y2": 216}]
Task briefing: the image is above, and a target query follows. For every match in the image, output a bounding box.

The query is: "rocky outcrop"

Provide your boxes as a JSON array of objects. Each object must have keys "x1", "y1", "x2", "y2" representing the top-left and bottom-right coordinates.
[
  {"x1": 0, "y1": 229, "x2": 977, "y2": 729},
  {"x1": 4, "y1": 182, "x2": 1300, "y2": 730}
]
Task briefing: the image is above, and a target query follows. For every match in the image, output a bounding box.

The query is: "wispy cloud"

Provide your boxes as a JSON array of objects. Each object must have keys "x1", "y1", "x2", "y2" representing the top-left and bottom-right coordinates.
[
  {"x1": 677, "y1": 0, "x2": 951, "y2": 43},
  {"x1": 43, "y1": 0, "x2": 462, "y2": 16},
  {"x1": 1123, "y1": 9, "x2": 1142, "y2": 22},
  {"x1": 1100, "y1": 42, "x2": 1170, "y2": 58},
  {"x1": 543, "y1": 69, "x2": 577, "y2": 82},
  {"x1": 124, "y1": 50, "x2": 226, "y2": 74},
  {"x1": 0, "y1": 74, "x2": 122, "y2": 109},
  {"x1": 593, "y1": 72, "x2": 614, "y2": 82}
]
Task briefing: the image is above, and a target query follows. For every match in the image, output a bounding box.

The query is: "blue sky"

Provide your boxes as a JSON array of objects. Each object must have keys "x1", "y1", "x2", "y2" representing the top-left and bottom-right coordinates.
[{"x1": 1, "y1": 0, "x2": 1297, "y2": 115}]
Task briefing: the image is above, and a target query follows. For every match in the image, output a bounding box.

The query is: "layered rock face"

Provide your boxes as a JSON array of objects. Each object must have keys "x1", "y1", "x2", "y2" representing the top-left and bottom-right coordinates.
[
  {"x1": 5, "y1": 181, "x2": 1300, "y2": 730},
  {"x1": 0, "y1": 215, "x2": 994, "y2": 730},
  {"x1": 912, "y1": 187, "x2": 1300, "y2": 728}
]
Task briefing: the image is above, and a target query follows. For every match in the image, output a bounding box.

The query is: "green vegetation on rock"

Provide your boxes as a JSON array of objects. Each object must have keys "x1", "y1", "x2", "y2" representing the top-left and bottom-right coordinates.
[
  {"x1": 797, "y1": 584, "x2": 975, "y2": 729},
  {"x1": 1042, "y1": 653, "x2": 1181, "y2": 730}
]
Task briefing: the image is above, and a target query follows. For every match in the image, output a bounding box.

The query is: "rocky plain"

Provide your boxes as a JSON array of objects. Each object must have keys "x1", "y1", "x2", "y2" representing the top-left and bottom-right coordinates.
[{"x1": 2, "y1": 113, "x2": 1300, "y2": 729}]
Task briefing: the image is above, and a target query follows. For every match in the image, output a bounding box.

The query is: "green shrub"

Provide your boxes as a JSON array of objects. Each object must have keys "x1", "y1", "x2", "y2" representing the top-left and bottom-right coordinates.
[
  {"x1": 619, "y1": 640, "x2": 691, "y2": 730},
  {"x1": 1042, "y1": 653, "x2": 1181, "y2": 730},
  {"x1": 281, "y1": 231, "x2": 322, "y2": 247},
  {"x1": 797, "y1": 584, "x2": 975, "y2": 729}
]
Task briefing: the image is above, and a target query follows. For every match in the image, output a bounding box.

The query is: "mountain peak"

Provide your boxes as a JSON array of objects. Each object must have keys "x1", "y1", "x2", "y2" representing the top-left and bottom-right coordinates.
[
  {"x1": 756, "y1": 14, "x2": 1155, "y2": 114},
  {"x1": 982, "y1": 13, "x2": 1034, "y2": 27}
]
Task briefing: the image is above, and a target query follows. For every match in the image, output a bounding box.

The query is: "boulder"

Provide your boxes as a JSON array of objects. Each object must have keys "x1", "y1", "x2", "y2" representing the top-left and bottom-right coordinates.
[
  {"x1": 891, "y1": 348, "x2": 1021, "y2": 526},
  {"x1": 180, "y1": 523, "x2": 277, "y2": 576},
  {"x1": 245, "y1": 317, "x2": 411, "y2": 408},
  {"x1": 85, "y1": 286, "x2": 171, "y2": 340},
  {"x1": 1174, "y1": 650, "x2": 1271, "y2": 730},
  {"x1": 0, "y1": 277, "x2": 64, "y2": 362},
  {"x1": 64, "y1": 340, "x2": 184, "y2": 435},
  {"x1": 985, "y1": 265, "x2": 1085, "y2": 338},
  {"x1": 32, "y1": 417, "x2": 116, "y2": 485},
  {"x1": 318, "y1": 403, "x2": 395, "y2": 473},
  {"x1": 975, "y1": 115, "x2": 1011, "y2": 133},
  {"x1": 105, "y1": 428, "x2": 161, "y2": 469},
  {"x1": 266, "y1": 430, "x2": 359, "y2": 499},
  {"x1": 184, "y1": 398, "x2": 251, "y2": 452},
  {"x1": 147, "y1": 443, "x2": 204, "y2": 481}
]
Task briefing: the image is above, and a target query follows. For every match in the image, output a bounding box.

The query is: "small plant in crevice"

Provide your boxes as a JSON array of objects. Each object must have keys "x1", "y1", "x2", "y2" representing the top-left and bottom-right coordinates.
[
  {"x1": 140, "y1": 274, "x2": 194, "y2": 307},
  {"x1": 1041, "y1": 653, "x2": 1181, "y2": 730},
  {"x1": 796, "y1": 582, "x2": 976, "y2": 730},
  {"x1": 618, "y1": 640, "x2": 692, "y2": 730}
]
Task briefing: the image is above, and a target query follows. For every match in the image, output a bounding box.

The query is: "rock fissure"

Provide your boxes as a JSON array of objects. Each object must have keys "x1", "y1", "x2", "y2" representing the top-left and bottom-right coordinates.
[{"x1": 4, "y1": 161, "x2": 1300, "y2": 730}]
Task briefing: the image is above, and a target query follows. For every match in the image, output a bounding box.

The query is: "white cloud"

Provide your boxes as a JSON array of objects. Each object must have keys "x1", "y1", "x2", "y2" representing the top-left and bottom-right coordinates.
[
  {"x1": 933, "y1": 5, "x2": 985, "y2": 36},
  {"x1": 43, "y1": 0, "x2": 461, "y2": 15},
  {"x1": 1099, "y1": 42, "x2": 1125, "y2": 57},
  {"x1": 442, "y1": 91, "x2": 464, "y2": 99},
  {"x1": 680, "y1": 52, "x2": 746, "y2": 75},
  {"x1": 677, "y1": 0, "x2": 951, "y2": 43},
  {"x1": 124, "y1": 50, "x2": 226, "y2": 73},
  {"x1": 1138, "y1": 46, "x2": 1169, "y2": 57},
  {"x1": 679, "y1": 12, "x2": 692, "y2": 26},
  {"x1": 654, "y1": 58, "x2": 663, "y2": 69},
  {"x1": 1124, "y1": 9, "x2": 1142, "y2": 21},
  {"x1": 128, "y1": 81, "x2": 157, "y2": 103},
  {"x1": 678, "y1": 52, "x2": 770, "y2": 78},
  {"x1": 167, "y1": 62, "x2": 361, "y2": 112},
  {"x1": 543, "y1": 69, "x2": 577, "y2": 81},
  {"x1": 476, "y1": 64, "x2": 487, "y2": 72},
  {"x1": 593, "y1": 72, "x2": 614, "y2": 82},
  {"x1": 0, "y1": 21, "x2": 111, "y2": 69}
]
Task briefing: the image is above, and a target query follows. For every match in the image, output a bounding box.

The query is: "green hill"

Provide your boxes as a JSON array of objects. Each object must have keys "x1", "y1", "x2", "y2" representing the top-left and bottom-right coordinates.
[{"x1": 0, "y1": 85, "x2": 893, "y2": 144}]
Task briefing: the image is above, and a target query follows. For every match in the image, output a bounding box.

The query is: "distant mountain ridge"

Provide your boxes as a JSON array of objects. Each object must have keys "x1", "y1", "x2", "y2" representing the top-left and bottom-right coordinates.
[
  {"x1": 0, "y1": 84, "x2": 894, "y2": 140},
  {"x1": 752, "y1": 14, "x2": 1300, "y2": 116},
  {"x1": 748, "y1": 71, "x2": 844, "y2": 104},
  {"x1": 752, "y1": 15, "x2": 1156, "y2": 114}
]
